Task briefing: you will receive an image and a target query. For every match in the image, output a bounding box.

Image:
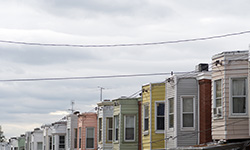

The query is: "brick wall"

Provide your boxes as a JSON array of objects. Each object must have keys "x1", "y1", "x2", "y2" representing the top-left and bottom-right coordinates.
[{"x1": 199, "y1": 79, "x2": 212, "y2": 144}]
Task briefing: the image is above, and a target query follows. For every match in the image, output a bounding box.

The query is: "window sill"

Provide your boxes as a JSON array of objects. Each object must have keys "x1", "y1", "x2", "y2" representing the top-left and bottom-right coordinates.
[
  {"x1": 213, "y1": 117, "x2": 223, "y2": 120},
  {"x1": 124, "y1": 140, "x2": 136, "y2": 142},
  {"x1": 143, "y1": 131, "x2": 149, "y2": 136},
  {"x1": 113, "y1": 141, "x2": 119, "y2": 144},
  {"x1": 228, "y1": 115, "x2": 248, "y2": 119},
  {"x1": 181, "y1": 127, "x2": 195, "y2": 131},
  {"x1": 155, "y1": 130, "x2": 164, "y2": 134}
]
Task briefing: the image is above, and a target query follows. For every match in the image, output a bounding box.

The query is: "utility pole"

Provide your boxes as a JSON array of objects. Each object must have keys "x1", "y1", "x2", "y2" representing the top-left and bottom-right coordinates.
[{"x1": 98, "y1": 86, "x2": 105, "y2": 101}]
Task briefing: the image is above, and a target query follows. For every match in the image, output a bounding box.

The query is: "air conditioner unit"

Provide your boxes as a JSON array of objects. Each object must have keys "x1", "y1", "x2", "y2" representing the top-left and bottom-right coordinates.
[{"x1": 213, "y1": 107, "x2": 222, "y2": 117}]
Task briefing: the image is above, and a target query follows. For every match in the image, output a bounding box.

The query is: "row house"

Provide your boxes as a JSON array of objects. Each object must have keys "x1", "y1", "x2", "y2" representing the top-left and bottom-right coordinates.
[
  {"x1": 211, "y1": 51, "x2": 250, "y2": 141},
  {"x1": 141, "y1": 82, "x2": 165, "y2": 150},
  {"x1": 66, "y1": 113, "x2": 78, "y2": 150},
  {"x1": 51, "y1": 121, "x2": 67, "y2": 150},
  {"x1": 77, "y1": 112, "x2": 97, "y2": 150},
  {"x1": 112, "y1": 97, "x2": 140, "y2": 150},
  {"x1": 97, "y1": 100, "x2": 114, "y2": 150},
  {"x1": 30, "y1": 128, "x2": 43, "y2": 150},
  {"x1": 165, "y1": 65, "x2": 212, "y2": 149},
  {"x1": 17, "y1": 135, "x2": 25, "y2": 150}
]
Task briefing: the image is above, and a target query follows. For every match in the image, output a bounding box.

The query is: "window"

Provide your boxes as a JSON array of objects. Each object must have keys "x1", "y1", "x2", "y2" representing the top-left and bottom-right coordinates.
[
  {"x1": 74, "y1": 128, "x2": 77, "y2": 148},
  {"x1": 182, "y1": 97, "x2": 195, "y2": 128},
  {"x1": 49, "y1": 136, "x2": 52, "y2": 150},
  {"x1": 37, "y1": 142, "x2": 43, "y2": 150},
  {"x1": 53, "y1": 136, "x2": 55, "y2": 150},
  {"x1": 156, "y1": 102, "x2": 165, "y2": 131},
  {"x1": 124, "y1": 115, "x2": 135, "y2": 141},
  {"x1": 107, "y1": 118, "x2": 113, "y2": 142},
  {"x1": 168, "y1": 98, "x2": 174, "y2": 129},
  {"x1": 99, "y1": 118, "x2": 102, "y2": 142},
  {"x1": 59, "y1": 136, "x2": 65, "y2": 149},
  {"x1": 79, "y1": 127, "x2": 81, "y2": 148},
  {"x1": 215, "y1": 79, "x2": 222, "y2": 108},
  {"x1": 144, "y1": 105, "x2": 149, "y2": 131},
  {"x1": 67, "y1": 129, "x2": 70, "y2": 148},
  {"x1": 231, "y1": 78, "x2": 247, "y2": 115},
  {"x1": 86, "y1": 127, "x2": 94, "y2": 149},
  {"x1": 114, "y1": 116, "x2": 119, "y2": 141}
]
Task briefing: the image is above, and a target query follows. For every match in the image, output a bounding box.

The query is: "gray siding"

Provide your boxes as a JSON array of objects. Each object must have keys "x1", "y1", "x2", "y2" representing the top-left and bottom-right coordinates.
[{"x1": 166, "y1": 76, "x2": 199, "y2": 149}]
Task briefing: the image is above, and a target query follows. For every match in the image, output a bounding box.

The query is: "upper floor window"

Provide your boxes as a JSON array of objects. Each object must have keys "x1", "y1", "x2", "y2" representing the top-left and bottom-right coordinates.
[
  {"x1": 144, "y1": 105, "x2": 149, "y2": 131},
  {"x1": 213, "y1": 79, "x2": 223, "y2": 118},
  {"x1": 231, "y1": 78, "x2": 247, "y2": 115},
  {"x1": 114, "y1": 115, "x2": 119, "y2": 141},
  {"x1": 168, "y1": 98, "x2": 174, "y2": 129},
  {"x1": 98, "y1": 118, "x2": 102, "y2": 142},
  {"x1": 86, "y1": 127, "x2": 94, "y2": 149},
  {"x1": 181, "y1": 96, "x2": 195, "y2": 129},
  {"x1": 155, "y1": 102, "x2": 165, "y2": 131},
  {"x1": 78, "y1": 127, "x2": 81, "y2": 148},
  {"x1": 107, "y1": 118, "x2": 113, "y2": 142},
  {"x1": 59, "y1": 136, "x2": 65, "y2": 149},
  {"x1": 124, "y1": 115, "x2": 135, "y2": 141}
]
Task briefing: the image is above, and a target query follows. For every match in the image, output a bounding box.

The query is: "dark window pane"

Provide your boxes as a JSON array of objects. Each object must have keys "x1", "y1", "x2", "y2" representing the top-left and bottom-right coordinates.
[
  {"x1": 157, "y1": 117, "x2": 164, "y2": 130},
  {"x1": 183, "y1": 114, "x2": 194, "y2": 127},
  {"x1": 125, "y1": 128, "x2": 134, "y2": 140},
  {"x1": 169, "y1": 114, "x2": 174, "y2": 128},
  {"x1": 86, "y1": 138, "x2": 94, "y2": 148},
  {"x1": 157, "y1": 103, "x2": 165, "y2": 115},
  {"x1": 144, "y1": 118, "x2": 148, "y2": 131},
  {"x1": 233, "y1": 97, "x2": 246, "y2": 113}
]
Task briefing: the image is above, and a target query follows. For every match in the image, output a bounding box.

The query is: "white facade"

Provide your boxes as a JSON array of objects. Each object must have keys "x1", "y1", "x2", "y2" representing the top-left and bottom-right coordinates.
[
  {"x1": 42, "y1": 125, "x2": 52, "y2": 150},
  {"x1": 9, "y1": 137, "x2": 18, "y2": 150},
  {"x1": 31, "y1": 128, "x2": 43, "y2": 150},
  {"x1": 66, "y1": 114, "x2": 78, "y2": 150},
  {"x1": 51, "y1": 121, "x2": 67, "y2": 150},
  {"x1": 25, "y1": 131, "x2": 32, "y2": 150},
  {"x1": 0, "y1": 142, "x2": 10, "y2": 150},
  {"x1": 97, "y1": 100, "x2": 113, "y2": 150}
]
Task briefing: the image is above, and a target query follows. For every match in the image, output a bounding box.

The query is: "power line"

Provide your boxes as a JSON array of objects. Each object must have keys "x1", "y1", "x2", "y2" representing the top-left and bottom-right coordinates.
[
  {"x1": 0, "y1": 30, "x2": 250, "y2": 48},
  {"x1": 0, "y1": 72, "x2": 189, "y2": 82}
]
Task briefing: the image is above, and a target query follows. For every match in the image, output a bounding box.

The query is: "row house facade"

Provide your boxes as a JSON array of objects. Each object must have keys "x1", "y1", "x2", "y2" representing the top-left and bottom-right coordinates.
[
  {"x1": 141, "y1": 82, "x2": 165, "y2": 150},
  {"x1": 211, "y1": 51, "x2": 250, "y2": 140},
  {"x1": 77, "y1": 112, "x2": 97, "y2": 150},
  {"x1": 165, "y1": 66, "x2": 212, "y2": 149},
  {"x1": 112, "y1": 97, "x2": 139, "y2": 150}
]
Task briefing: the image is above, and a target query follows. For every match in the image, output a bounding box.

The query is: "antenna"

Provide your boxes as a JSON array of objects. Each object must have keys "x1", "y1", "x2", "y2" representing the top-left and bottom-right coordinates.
[
  {"x1": 98, "y1": 86, "x2": 105, "y2": 101},
  {"x1": 68, "y1": 100, "x2": 75, "y2": 113}
]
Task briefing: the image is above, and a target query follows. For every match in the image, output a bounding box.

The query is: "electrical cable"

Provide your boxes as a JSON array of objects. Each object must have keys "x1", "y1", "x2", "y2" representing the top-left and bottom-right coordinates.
[{"x1": 0, "y1": 30, "x2": 250, "y2": 48}]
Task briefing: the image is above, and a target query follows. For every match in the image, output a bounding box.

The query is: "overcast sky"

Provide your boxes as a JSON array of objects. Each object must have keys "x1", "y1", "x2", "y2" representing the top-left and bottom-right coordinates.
[{"x1": 1, "y1": 0, "x2": 250, "y2": 138}]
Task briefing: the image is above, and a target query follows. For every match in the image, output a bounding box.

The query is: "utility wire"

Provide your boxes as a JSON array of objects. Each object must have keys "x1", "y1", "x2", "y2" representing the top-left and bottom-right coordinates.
[{"x1": 0, "y1": 30, "x2": 250, "y2": 48}]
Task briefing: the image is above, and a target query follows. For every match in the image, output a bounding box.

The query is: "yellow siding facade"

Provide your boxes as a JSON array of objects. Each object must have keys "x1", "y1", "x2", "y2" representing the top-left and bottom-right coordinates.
[{"x1": 142, "y1": 83, "x2": 165, "y2": 150}]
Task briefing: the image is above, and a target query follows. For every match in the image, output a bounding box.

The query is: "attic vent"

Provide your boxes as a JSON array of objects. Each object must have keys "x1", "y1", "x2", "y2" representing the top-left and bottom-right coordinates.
[{"x1": 196, "y1": 63, "x2": 209, "y2": 72}]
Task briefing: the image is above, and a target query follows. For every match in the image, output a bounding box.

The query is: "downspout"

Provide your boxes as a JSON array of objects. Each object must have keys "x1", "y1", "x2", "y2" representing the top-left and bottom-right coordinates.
[
  {"x1": 197, "y1": 78, "x2": 200, "y2": 145},
  {"x1": 174, "y1": 76, "x2": 178, "y2": 147},
  {"x1": 224, "y1": 55, "x2": 227, "y2": 140},
  {"x1": 150, "y1": 83, "x2": 152, "y2": 150}
]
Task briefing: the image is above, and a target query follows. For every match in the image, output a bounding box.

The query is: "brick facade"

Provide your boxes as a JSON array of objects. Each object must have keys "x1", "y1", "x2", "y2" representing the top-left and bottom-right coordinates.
[{"x1": 199, "y1": 79, "x2": 212, "y2": 144}]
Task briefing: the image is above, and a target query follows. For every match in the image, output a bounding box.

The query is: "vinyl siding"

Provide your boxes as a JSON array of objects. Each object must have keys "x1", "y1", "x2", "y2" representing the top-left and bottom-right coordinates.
[
  {"x1": 166, "y1": 79, "x2": 176, "y2": 149},
  {"x1": 113, "y1": 98, "x2": 139, "y2": 150},
  {"x1": 212, "y1": 51, "x2": 250, "y2": 140},
  {"x1": 176, "y1": 78, "x2": 198, "y2": 147},
  {"x1": 151, "y1": 83, "x2": 165, "y2": 150}
]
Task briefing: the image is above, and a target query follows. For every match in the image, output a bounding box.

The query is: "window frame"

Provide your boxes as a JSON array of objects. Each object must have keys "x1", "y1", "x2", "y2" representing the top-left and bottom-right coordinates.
[
  {"x1": 230, "y1": 77, "x2": 248, "y2": 117},
  {"x1": 78, "y1": 127, "x2": 81, "y2": 148},
  {"x1": 86, "y1": 127, "x2": 95, "y2": 149},
  {"x1": 98, "y1": 118, "x2": 102, "y2": 143},
  {"x1": 168, "y1": 98, "x2": 174, "y2": 130},
  {"x1": 59, "y1": 135, "x2": 65, "y2": 149},
  {"x1": 106, "y1": 117, "x2": 113, "y2": 142},
  {"x1": 143, "y1": 104, "x2": 149, "y2": 135},
  {"x1": 155, "y1": 101, "x2": 165, "y2": 133},
  {"x1": 114, "y1": 115, "x2": 119, "y2": 142},
  {"x1": 124, "y1": 115, "x2": 136, "y2": 142},
  {"x1": 213, "y1": 79, "x2": 223, "y2": 119},
  {"x1": 180, "y1": 96, "x2": 195, "y2": 130}
]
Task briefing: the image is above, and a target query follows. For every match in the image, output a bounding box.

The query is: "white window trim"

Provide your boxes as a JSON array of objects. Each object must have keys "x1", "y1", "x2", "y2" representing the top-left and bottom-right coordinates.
[
  {"x1": 107, "y1": 118, "x2": 113, "y2": 142},
  {"x1": 114, "y1": 115, "x2": 119, "y2": 142},
  {"x1": 167, "y1": 98, "x2": 174, "y2": 131},
  {"x1": 229, "y1": 77, "x2": 248, "y2": 117},
  {"x1": 180, "y1": 96, "x2": 195, "y2": 131},
  {"x1": 213, "y1": 79, "x2": 223, "y2": 119},
  {"x1": 124, "y1": 115, "x2": 136, "y2": 142},
  {"x1": 143, "y1": 104, "x2": 149, "y2": 135},
  {"x1": 154, "y1": 101, "x2": 165, "y2": 133},
  {"x1": 85, "y1": 127, "x2": 95, "y2": 149}
]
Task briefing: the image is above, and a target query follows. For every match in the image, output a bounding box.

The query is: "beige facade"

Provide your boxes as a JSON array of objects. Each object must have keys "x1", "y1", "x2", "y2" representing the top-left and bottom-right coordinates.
[{"x1": 212, "y1": 51, "x2": 250, "y2": 140}]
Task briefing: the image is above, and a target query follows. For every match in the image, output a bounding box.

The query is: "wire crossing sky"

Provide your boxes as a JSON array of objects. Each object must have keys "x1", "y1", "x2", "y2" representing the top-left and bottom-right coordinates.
[{"x1": 0, "y1": 30, "x2": 249, "y2": 48}]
